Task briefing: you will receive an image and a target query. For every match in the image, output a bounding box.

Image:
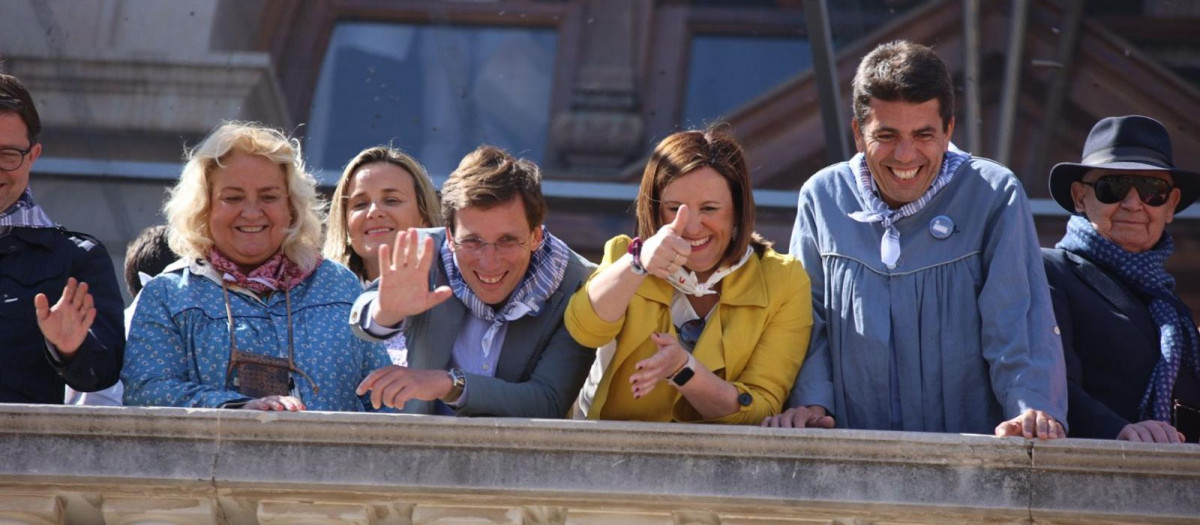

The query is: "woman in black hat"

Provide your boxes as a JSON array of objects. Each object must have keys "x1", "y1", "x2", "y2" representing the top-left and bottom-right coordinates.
[{"x1": 1043, "y1": 115, "x2": 1200, "y2": 443}]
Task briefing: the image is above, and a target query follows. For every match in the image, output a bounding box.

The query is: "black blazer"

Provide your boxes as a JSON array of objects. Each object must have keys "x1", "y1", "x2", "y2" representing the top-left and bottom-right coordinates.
[
  {"x1": 0, "y1": 227, "x2": 125, "y2": 404},
  {"x1": 1043, "y1": 247, "x2": 1200, "y2": 439}
]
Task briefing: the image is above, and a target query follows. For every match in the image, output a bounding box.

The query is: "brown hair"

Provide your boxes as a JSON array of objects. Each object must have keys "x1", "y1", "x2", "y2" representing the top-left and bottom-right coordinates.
[
  {"x1": 440, "y1": 145, "x2": 546, "y2": 232},
  {"x1": 852, "y1": 40, "x2": 954, "y2": 131},
  {"x1": 124, "y1": 225, "x2": 177, "y2": 296},
  {"x1": 324, "y1": 146, "x2": 442, "y2": 278},
  {"x1": 0, "y1": 74, "x2": 41, "y2": 144},
  {"x1": 636, "y1": 127, "x2": 769, "y2": 268}
]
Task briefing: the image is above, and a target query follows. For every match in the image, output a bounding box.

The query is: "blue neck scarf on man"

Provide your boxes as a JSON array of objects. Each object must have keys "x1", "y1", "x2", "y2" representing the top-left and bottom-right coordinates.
[
  {"x1": 0, "y1": 188, "x2": 55, "y2": 229},
  {"x1": 439, "y1": 226, "x2": 569, "y2": 359},
  {"x1": 848, "y1": 150, "x2": 968, "y2": 269}
]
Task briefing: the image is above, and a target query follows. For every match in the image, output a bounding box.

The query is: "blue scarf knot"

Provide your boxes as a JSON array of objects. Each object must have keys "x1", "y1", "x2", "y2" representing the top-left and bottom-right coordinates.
[
  {"x1": 439, "y1": 226, "x2": 569, "y2": 358},
  {"x1": 848, "y1": 150, "x2": 967, "y2": 269}
]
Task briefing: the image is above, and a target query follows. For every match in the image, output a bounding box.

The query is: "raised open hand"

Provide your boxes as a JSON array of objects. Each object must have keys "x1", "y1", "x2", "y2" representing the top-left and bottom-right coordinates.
[
  {"x1": 34, "y1": 277, "x2": 97, "y2": 357},
  {"x1": 373, "y1": 228, "x2": 453, "y2": 327},
  {"x1": 639, "y1": 204, "x2": 693, "y2": 279}
]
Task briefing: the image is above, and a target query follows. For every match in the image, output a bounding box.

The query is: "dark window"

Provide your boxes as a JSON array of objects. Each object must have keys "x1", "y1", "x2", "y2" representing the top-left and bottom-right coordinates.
[
  {"x1": 682, "y1": 34, "x2": 811, "y2": 127},
  {"x1": 306, "y1": 23, "x2": 558, "y2": 182}
]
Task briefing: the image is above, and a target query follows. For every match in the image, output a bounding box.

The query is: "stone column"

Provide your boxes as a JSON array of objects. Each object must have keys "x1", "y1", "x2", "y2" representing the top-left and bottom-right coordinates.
[{"x1": 550, "y1": 0, "x2": 644, "y2": 173}]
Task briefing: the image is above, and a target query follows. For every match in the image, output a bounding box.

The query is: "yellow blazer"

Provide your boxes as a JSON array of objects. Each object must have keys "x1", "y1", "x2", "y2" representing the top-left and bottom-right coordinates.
[{"x1": 565, "y1": 235, "x2": 812, "y2": 424}]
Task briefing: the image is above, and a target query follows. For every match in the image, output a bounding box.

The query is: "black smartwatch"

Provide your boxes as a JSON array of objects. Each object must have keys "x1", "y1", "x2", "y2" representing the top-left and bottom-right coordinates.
[{"x1": 668, "y1": 354, "x2": 696, "y2": 387}]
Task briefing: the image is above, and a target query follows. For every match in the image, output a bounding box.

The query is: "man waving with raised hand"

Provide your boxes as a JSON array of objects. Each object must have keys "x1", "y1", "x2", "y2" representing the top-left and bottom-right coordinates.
[{"x1": 350, "y1": 145, "x2": 595, "y2": 418}]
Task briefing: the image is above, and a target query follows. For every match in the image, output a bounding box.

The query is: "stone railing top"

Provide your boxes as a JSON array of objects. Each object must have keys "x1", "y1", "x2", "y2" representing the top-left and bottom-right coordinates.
[{"x1": 1, "y1": 405, "x2": 1197, "y2": 524}]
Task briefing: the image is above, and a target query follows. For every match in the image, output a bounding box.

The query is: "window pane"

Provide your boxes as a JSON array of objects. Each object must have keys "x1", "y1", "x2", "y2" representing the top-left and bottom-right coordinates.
[
  {"x1": 682, "y1": 34, "x2": 811, "y2": 128},
  {"x1": 307, "y1": 23, "x2": 558, "y2": 183}
]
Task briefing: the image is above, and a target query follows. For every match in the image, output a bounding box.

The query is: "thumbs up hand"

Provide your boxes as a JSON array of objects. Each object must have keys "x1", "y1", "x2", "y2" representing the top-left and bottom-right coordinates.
[{"x1": 639, "y1": 205, "x2": 693, "y2": 280}]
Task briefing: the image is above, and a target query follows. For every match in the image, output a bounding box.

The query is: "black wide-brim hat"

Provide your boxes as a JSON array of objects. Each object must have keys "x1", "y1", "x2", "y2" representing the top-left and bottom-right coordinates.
[{"x1": 1049, "y1": 115, "x2": 1200, "y2": 214}]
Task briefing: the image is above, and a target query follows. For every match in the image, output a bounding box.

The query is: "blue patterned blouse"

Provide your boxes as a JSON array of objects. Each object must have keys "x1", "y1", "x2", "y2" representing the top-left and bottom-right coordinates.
[{"x1": 122, "y1": 258, "x2": 390, "y2": 411}]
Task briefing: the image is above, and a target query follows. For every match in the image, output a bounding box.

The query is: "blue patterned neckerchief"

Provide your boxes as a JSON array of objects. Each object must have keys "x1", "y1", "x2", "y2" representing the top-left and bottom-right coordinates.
[
  {"x1": 0, "y1": 188, "x2": 55, "y2": 229},
  {"x1": 439, "y1": 226, "x2": 569, "y2": 359},
  {"x1": 848, "y1": 149, "x2": 968, "y2": 269},
  {"x1": 1057, "y1": 214, "x2": 1199, "y2": 422}
]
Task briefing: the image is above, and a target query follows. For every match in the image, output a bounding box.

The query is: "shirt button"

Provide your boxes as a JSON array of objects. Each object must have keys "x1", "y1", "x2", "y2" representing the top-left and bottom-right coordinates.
[
  {"x1": 738, "y1": 393, "x2": 752, "y2": 406},
  {"x1": 483, "y1": 364, "x2": 490, "y2": 371}
]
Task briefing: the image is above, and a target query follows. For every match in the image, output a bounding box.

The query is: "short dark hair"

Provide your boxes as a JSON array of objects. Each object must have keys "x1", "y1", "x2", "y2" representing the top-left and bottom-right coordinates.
[
  {"x1": 124, "y1": 225, "x2": 177, "y2": 296},
  {"x1": 637, "y1": 126, "x2": 770, "y2": 267},
  {"x1": 440, "y1": 145, "x2": 546, "y2": 232},
  {"x1": 0, "y1": 74, "x2": 41, "y2": 145},
  {"x1": 852, "y1": 40, "x2": 954, "y2": 131}
]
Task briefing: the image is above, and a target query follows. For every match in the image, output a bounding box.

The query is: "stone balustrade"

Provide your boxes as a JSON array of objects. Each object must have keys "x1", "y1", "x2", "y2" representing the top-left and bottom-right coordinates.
[{"x1": 0, "y1": 405, "x2": 1197, "y2": 524}]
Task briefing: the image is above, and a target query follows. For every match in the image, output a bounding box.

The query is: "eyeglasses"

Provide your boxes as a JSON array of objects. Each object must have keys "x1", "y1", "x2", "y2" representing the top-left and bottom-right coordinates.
[
  {"x1": 1081, "y1": 175, "x2": 1174, "y2": 207},
  {"x1": 0, "y1": 146, "x2": 32, "y2": 172},
  {"x1": 451, "y1": 236, "x2": 529, "y2": 255},
  {"x1": 677, "y1": 318, "x2": 706, "y2": 351}
]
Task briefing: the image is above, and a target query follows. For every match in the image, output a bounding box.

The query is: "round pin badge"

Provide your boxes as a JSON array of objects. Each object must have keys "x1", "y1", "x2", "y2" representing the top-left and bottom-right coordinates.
[{"x1": 929, "y1": 215, "x2": 954, "y2": 240}]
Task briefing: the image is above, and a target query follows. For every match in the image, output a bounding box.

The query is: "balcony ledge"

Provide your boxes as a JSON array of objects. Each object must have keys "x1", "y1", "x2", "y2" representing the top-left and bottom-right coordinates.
[{"x1": 0, "y1": 405, "x2": 1197, "y2": 524}]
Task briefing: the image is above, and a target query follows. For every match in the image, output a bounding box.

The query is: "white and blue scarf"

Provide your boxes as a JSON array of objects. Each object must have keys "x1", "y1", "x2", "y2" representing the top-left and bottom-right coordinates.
[
  {"x1": 848, "y1": 150, "x2": 968, "y2": 269},
  {"x1": 1057, "y1": 215, "x2": 1200, "y2": 422},
  {"x1": 0, "y1": 188, "x2": 55, "y2": 229},
  {"x1": 440, "y1": 226, "x2": 569, "y2": 358}
]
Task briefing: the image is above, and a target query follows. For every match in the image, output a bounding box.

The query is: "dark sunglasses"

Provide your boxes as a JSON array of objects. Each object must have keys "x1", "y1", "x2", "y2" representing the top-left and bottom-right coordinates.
[
  {"x1": 1080, "y1": 175, "x2": 1173, "y2": 207},
  {"x1": 677, "y1": 318, "x2": 706, "y2": 351}
]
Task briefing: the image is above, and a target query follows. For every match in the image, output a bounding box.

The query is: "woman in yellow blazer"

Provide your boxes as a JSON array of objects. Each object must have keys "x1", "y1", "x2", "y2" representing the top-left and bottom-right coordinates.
[{"x1": 565, "y1": 128, "x2": 812, "y2": 424}]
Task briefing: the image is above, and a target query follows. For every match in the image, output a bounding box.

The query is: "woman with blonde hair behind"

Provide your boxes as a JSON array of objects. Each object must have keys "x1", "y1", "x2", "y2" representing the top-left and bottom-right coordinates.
[
  {"x1": 123, "y1": 122, "x2": 389, "y2": 411},
  {"x1": 565, "y1": 128, "x2": 812, "y2": 424},
  {"x1": 325, "y1": 146, "x2": 441, "y2": 281},
  {"x1": 324, "y1": 146, "x2": 441, "y2": 367}
]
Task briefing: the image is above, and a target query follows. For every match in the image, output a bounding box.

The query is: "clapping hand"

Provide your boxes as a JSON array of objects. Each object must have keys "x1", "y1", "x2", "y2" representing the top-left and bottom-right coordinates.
[
  {"x1": 373, "y1": 228, "x2": 453, "y2": 327},
  {"x1": 629, "y1": 332, "x2": 689, "y2": 399},
  {"x1": 639, "y1": 205, "x2": 693, "y2": 279},
  {"x1": 35, "y1": 277, "x2": 97, "y2": 357}
]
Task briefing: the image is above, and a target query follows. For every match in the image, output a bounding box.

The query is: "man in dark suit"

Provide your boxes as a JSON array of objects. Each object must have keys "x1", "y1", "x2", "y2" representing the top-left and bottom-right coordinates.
[
  {"x1": 0, "y1": 73, "x2": 124, "y2": 404},
  {"x1": 1044, "y1": 115, "x2": 1200, "y2": 443},
  {"x1": 349, "y1": 145, "x2": 594, "y2": 417}
]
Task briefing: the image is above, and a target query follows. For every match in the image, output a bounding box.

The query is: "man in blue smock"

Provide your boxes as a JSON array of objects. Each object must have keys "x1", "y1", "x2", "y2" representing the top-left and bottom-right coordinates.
[{"x1": 763, "y1": 41, "x2": 1067, "y2": 438}]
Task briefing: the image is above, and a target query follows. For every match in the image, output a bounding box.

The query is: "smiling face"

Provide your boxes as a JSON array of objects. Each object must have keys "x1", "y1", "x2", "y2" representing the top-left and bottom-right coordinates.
[
  {"x1": 1071, "y1": 169, "x2": 1181, "y2": 254},
  {"x1": 0, "y1": 112, "x2": 40, "y2": 212},
  {"x1": 660, "y1": 166, "x2": 735, "y2": 281},
  {"x1": 448, "y1": 196, "x2": 543, "y2": 306},
  {"x1": 345, "y1": 162, "x2": 430, "y2": 280},
  {"x1": 853, "y1": 98, "x2": 954, "y2": 208},
  {"x1": 207, "y1": 152, "x2": 292, "y2": 272}
]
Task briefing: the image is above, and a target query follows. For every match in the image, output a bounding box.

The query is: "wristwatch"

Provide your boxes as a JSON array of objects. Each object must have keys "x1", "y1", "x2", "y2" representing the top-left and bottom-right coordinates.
[
  {"x1": 442, "y1": 368, "x2": 466, "y2": 403},
  {"x1": 667, "y1": 354, "x2": 696, "y2": 387},
  {"x1": 627, "y1": 237, "x2": 647, "y2": 275}
]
